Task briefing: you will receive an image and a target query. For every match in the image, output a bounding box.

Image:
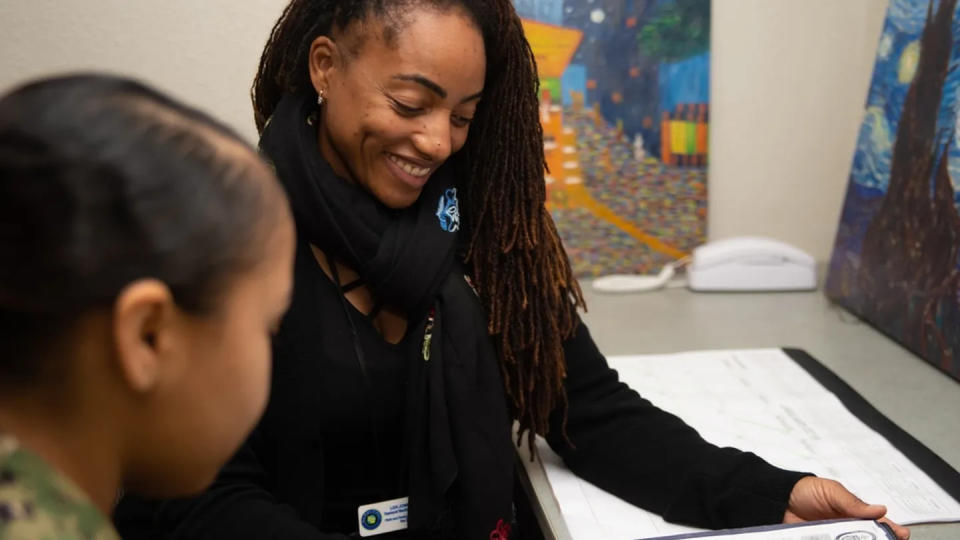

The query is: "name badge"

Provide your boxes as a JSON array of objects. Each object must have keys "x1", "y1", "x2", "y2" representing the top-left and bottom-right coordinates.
[{"x1": 357, "y1": 496, "x2": 409, "y2": 537}]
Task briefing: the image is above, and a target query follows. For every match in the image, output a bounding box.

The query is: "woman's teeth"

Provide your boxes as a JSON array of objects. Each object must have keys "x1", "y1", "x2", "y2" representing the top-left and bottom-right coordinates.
[{"x1": 389, "y1": 154, "x2": 430, "y2": 177}]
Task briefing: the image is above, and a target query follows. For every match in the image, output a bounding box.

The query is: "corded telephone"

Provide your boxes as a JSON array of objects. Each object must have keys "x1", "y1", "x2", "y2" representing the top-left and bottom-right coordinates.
[{"x1": 592, "y1": 236, "x2": 817, "y2": 293}]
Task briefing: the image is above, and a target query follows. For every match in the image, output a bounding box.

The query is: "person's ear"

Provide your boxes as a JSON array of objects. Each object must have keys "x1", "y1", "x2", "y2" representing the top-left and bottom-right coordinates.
[
  {"x1": 308, "y1": 35, "x2": 340, "y2": 96},
  {"x1": 112, "y1": 279, "x2": 178, "y2": 393}
]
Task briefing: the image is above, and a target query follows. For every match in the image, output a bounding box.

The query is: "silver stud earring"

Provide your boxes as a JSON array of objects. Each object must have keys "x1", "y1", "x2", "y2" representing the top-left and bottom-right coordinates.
[{"x1": 317, "y1": 89, "x2": 326, "y2": 106}]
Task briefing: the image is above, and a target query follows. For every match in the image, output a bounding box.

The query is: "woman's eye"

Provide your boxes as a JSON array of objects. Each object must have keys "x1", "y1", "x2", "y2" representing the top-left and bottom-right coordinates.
[
  {"x1": 390, "y1": 99, "x2": 423, "y2": 116},
  {"x1": 452, "y1": 115, "x2": 473, "y2": 128}
]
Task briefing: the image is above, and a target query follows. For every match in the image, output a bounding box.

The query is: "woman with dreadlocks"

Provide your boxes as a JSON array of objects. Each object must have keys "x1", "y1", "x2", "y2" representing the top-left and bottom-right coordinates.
[{"x1": 116, "y1": 0, "x2": 908, "y2": 538}]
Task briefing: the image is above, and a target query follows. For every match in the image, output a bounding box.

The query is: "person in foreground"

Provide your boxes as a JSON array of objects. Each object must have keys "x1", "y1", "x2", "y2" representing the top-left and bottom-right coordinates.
[
  {"x1": 115, "y1": 0, "x2": 909, "y2": 538},
  {"x1": 0, "y1": 74, "x2": 295, "y2": 538}
]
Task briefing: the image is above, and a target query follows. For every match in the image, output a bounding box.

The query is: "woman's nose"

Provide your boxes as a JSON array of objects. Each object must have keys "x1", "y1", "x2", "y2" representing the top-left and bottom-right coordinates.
[{"x1": 413, "y1": 113, "x2": 452, "y2": 161}]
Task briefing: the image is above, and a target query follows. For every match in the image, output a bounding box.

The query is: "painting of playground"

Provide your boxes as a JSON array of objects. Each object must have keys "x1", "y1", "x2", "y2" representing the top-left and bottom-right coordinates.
[
  {"x1": 516, "y1": 0, "x2": 709, "y2": 276},
  {"x1": 825, "y1": 0, "x2": 960, "y2": 382}
]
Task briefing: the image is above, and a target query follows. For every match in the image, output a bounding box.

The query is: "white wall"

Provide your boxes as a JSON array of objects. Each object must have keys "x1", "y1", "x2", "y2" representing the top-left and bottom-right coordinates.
[
  {"x1": 0, "y1": 0, "x2": 288, "y2": 143},
  {"x1": 710, "y1": 0, "x2": 888, "y2": 260},
  {"x1": 0, "y1": 0, "x2": 889, "y2": 261}
]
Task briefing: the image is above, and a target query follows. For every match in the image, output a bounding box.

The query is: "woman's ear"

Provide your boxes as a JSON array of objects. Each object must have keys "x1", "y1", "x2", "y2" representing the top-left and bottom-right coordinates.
[
  {"x1": 112, "y1": 279, "x2": 177, "y2": 393},
  {"x1": 308, "y1": 35, "x2": 339, "y2": 96}
]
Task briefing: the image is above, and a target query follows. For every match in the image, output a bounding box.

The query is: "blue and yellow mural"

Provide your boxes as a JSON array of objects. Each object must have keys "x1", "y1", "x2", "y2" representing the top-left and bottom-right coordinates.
[
  {"x1": 826, "y1": 0, "x2": 960, "y2": 382},
  {"x1": 517, "y1": 0, "x2": 709, "y2": 276}
]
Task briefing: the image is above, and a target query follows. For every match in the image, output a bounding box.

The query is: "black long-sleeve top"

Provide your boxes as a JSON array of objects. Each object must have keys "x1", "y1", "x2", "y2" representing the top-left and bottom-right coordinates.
[{"x1": 114, "y1": 239, "x2": 807, "y2": 539}]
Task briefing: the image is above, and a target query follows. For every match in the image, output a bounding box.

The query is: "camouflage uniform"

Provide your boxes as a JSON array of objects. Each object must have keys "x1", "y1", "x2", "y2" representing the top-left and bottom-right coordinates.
[{"x1": 0, "y1": 433, "x2": 120, "y2": 539}]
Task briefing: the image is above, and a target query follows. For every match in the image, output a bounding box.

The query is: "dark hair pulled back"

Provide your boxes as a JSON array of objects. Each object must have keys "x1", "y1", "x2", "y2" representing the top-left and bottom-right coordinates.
[{"x1": 0, "y1": 74, "x2": 278, "y2": 383}]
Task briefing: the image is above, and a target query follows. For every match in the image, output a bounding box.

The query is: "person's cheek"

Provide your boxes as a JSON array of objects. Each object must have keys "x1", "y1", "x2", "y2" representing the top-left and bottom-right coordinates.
[{"x1": 452, "y1": 131, "x2": 468, "y2": 154}]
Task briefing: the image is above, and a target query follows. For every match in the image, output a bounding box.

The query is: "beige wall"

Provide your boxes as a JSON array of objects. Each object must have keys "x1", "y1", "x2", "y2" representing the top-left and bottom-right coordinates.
[
  {"x1": 0, "y1": 0, "x2": 288, "y2": 143},
  {"x1": 0, "y1": 0, "x2": 889, "y2": 261},
  {"x1": 711, "y1": 0, "x2": 888, "y2": 260}
]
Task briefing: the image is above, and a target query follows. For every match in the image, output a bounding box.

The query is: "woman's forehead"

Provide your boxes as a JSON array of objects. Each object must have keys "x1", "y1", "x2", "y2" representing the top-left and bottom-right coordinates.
[
  {"x1": 336, "y1": 4, "x2": 481, "y2": 58},
  {"x1": 335, "y1": 7, "x2": 486, "y2": 94}
]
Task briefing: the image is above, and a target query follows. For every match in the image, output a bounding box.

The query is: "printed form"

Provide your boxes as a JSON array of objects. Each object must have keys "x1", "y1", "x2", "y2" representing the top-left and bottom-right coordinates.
[{"x1": 533, "y1": 349, "x2": 960, "y2": 540}]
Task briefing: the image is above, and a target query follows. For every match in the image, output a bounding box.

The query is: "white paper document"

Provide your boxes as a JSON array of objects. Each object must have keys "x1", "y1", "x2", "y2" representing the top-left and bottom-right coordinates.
[
  {"x1": 534, "y1": 348, "x2": 960, "y2": 540},
  {"x1": 646, "y1": 519, "x2": 894, "y2": 540}
]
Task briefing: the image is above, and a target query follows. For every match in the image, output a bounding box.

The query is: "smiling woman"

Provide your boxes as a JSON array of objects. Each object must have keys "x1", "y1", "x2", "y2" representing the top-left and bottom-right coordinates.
[
  {"x1": 113, "y1": 0, "x2": 910, "y2": 539},
  {"x1": 309, "y1": 8, "x2": 486, "y2": 208}
]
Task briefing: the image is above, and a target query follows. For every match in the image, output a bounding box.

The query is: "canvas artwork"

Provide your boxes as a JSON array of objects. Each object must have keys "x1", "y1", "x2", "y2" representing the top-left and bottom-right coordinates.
[
  {"x1": 826, "y1": 0, "x2": 960, "y2": 382},
  {"x1": 515, "y1": 0, "x2": 709, "y2": 276}
]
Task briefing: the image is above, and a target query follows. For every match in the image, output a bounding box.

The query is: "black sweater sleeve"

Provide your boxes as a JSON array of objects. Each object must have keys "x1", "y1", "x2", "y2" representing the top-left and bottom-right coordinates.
[
  {"x1": 546, "y1": 321, "x2": 811, "y2": 529},
  {"x1": 114, "y1": 427, "x2": 351, "y2": 540}
]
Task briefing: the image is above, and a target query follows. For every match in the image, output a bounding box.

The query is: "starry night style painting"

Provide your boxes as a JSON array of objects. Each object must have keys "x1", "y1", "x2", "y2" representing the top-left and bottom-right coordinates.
[
  {"x1": 515, "y1": 0, "x2": 709, "y2": 276},
  {"x1": 826, "y1": 0, "x2": 960, "y2": 382}
]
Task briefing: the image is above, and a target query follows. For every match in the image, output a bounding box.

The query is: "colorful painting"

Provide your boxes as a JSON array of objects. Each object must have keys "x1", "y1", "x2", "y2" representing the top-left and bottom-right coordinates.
[
  {"x1": 516, "y1": 0, "x2": 710, "y2": 276},
  {"x1": 826, "y1": 0, "x2": 960, "y2": 382}
]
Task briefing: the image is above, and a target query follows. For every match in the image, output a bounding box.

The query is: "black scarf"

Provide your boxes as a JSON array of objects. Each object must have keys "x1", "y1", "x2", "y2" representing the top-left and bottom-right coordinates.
[{"x1": 260, "y1": 93, "x2": 516, "y2": 539}]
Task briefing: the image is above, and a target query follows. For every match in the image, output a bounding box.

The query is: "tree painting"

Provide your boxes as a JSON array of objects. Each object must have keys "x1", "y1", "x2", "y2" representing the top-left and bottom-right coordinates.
[{"x1": 827, "y1": 0, "x2": 960, "y2": 382}]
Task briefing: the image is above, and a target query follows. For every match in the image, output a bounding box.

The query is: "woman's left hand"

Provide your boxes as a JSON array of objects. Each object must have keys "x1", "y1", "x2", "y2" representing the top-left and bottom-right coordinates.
[{"x1": 784, "y1": 476, "x2": 910, "y2": 540}]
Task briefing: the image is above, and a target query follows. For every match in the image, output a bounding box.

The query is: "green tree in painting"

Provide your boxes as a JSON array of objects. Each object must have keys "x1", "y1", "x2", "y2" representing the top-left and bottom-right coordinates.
[{"x1": 637, "y1": 0, "x2": 709, "y2": 61}]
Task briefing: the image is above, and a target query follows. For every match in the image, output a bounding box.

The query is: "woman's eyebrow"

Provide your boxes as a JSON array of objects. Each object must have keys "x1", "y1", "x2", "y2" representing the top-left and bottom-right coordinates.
[
  {"x1": 460, "y1": 91, "x2": 483, "y2": 104},
  {"x1": 392, "y1": 73, "x2": 446, "y2": 98},
  {"x1": 391, "y1": 74, "x2": 483, "y2": 103}
]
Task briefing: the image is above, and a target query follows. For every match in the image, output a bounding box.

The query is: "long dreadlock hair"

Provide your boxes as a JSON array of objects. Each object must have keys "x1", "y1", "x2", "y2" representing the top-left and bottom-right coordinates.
[{"x1": 252, "y1": 0, "x2": 586, "y2": 453}]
